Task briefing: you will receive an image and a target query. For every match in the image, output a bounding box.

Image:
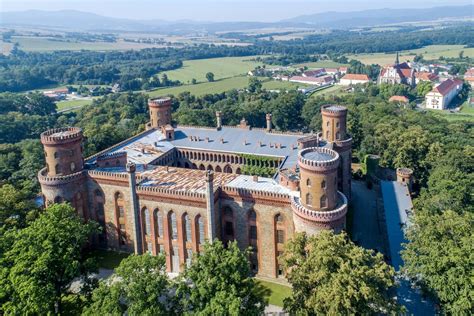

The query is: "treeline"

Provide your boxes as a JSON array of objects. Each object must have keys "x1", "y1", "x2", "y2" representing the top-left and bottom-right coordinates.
[{"x1": 1, "y1": 25, "x2": 472, "y2": 92}]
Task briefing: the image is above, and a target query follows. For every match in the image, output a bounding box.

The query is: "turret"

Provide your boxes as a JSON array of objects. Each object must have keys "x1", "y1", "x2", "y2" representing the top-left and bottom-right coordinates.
[
  {"x1": 148, "y1": 97, "x2": 172, "y2": 129},
  {"x1": 321, "y1": 104, "x2": 352, "y2": 200},
  {"x1": 41, "y1": 127, "x2": 84, "y2": 176},
  {"x1": 321, "y1": 105, "x2": 348, "y2": 143},
  {"x1": 291, "y1": 147, "x2": 347, "y2": 235},
  {"x1": 397, "y1": 167, "x2": 413, "y2": 192},
  {"x1": 266, "y1": 113, "x2": 272, "y2": 132},
  {"x1": 38, "y1": 127, "x2": 88, "y2": 217}
]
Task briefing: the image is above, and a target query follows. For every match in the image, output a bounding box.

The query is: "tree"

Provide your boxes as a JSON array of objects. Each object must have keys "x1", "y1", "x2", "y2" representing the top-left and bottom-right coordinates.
[
  {"x1": 177, "y1": 240, "x2": 267, "y2": 315},
  {"x1": 191, "y1": 78, "x2": 197, "y2": 84},
  {"x1": 248, "y1": 77, "x2": 262, "y2": 93},
  {"x1": 402, "y1": 210, "x2": 474, "y2": 314},
  {"x1": 280, "y1": 231, "x2": 399, "y2": 315},
  {"x1": 416, "y1": 80, "x2": 433, "y2": 97},
  {"x1": 205, "y1": 72, "x2": 215, "y2": 82},
  {"x1": 0, "y1": 203, "x2": 98, "y2": 314},
  {"x1": 84, "y1": 254, "x2": 173, "y2": 315},
  {"x1": 0, "y1": 184, "x2": 36, "y2": 228}
]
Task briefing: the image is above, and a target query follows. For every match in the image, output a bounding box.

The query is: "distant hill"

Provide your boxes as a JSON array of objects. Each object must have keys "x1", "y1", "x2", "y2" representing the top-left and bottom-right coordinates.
[
  {"x1": 282, "y1": 5, "x2": 474, "y2": 28},
  {"x1": 1, "y1": 6, "x2": 472, "y2": 33}
]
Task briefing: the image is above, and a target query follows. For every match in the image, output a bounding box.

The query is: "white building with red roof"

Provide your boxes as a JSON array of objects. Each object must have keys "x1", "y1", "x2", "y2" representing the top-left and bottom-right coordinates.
[
  {"x1": 425, "y1": 79, "x2": 464, "y2": 110},
  {"x1": 415, "y1": 72, "x2": 439, "y2": 84},
  {"x1": 339, "y1": 73, "x2": 370, "y2": 86},
  {"x1": 302, "y1": 68, "x2": 326, "y2": 78},
  {"x1": 289, "y1": 75, "x2": 334, "y2": 86},
  {"x1": 378, "y1": 53, "x2": 416, "y2": 87},
  {"x1": 463, "y1": 67, "x2": 474, "y2": 88}
]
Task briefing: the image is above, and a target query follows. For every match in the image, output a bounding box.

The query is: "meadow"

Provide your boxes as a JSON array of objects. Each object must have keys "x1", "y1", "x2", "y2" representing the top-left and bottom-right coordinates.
[
  {"x1": 347, "y1": 45, "x2": 474, "y2": 65},
  {"x1": 158, "y1": 56, "x2": 264, "y2": 84}
]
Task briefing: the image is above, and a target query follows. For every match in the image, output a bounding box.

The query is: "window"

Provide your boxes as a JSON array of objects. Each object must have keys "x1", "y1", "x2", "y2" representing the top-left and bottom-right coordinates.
[
  {"x1": 336, "y1": 121, "x2": 340, "y2": 128},
  {"x1": 306, "y1": 193, "x2": 313, "y2": 206},
  {"x1": 250, "y1": 226, "x2": 257, "y2": 240},
  {"x1": 184, "y1": 214, "x2": 192, "y2": 242},
  {"x1": 70, "y1": 162, "x2": 76, "y2": 172},
  {"x1": 321, "y1": 179, "x2": 326, "y2": 189},
  {"x1": 54, "y1": 151, "x2": 59, "y2": 159},
  {"x1": 170, "y1": 212, "x2": 178, "y2": 240},
  {"x1": 306, "y1": 178, "x2": 312, "y2": 187},
  {"x1": 155, "y1": 209, "x2": 163, "y2": 237},
  {"x1": 143, "y1": 208, "x2": 151, "y2": 236},
  {"x1": 320, "y1": 195, "x2": 327, "y2": 208},
  {"x1": 326, "y1": 121, "x2": 329, "y2": 126},
  {"x1": 277, "y1": 230, "x2": 285, "y2": 244},
  {"x1": 336, "y1": 131, "x2": 341, "y2": 140},
  {"x1": 197, "y1": 216, "x2": 205, "y2": 245},
  {"x1": 55, "y1": 164, "x2": 61, "y2": 174},
  {"x1": 275, "y1": 214, "x2": 283, "y2": 223},
  {"x1": 225, "y1": 221, "x2": 233, "y2": 236}
]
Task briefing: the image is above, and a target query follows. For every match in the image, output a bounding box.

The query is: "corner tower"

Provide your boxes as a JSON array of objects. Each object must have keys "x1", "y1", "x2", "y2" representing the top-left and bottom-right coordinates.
[
  {"x1": 148, "y1": 97, "x2": 172, "y2": 129},
  {"x1": 291, "y1": 147, "x2": 347, "y2": 235},
  {"x1": 38, "y1": 127, "x2": 88, "y2": 218},
  {"x1": 321, "y1": 105, "x2": 352, "y2": 199}
]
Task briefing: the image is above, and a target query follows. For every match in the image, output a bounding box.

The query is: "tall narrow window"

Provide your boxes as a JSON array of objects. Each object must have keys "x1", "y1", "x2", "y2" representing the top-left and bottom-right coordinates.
[
  {"x1": 306, "y1": 193, "x2": 313, "y2": 206},
  {"x1": 320, "y1": 195, "x2": 327, "y2": 208},
  {"x1": 170, "y1": 212, "x2": 177, "y2": 240},
  {"x1": 143, "y1": 208, "x2": 151, "y2": 236},
  {"x1": 321, "y1": 179, "x2": 326, "y2": 189},
  {"x1": 154, "y1": 209, "x2": 163, "y2": 237},
  {"x1": 306, "y1": 178, "x2": 312, "y2": 187},
  {"x1": 197, "y1": 216, "x2": 205, "y2": 245},
  {"x1": 184, "y1": 214, "x2": 192, "y2": 242},
  {"x1": 55, "y1": 164, "x2": 61, "y2": 174}
]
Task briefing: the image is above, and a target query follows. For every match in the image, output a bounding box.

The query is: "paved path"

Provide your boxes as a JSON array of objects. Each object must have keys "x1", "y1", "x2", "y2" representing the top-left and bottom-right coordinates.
[{"x1": 351, "y1": 180, "x2": 384, "y2": 252}]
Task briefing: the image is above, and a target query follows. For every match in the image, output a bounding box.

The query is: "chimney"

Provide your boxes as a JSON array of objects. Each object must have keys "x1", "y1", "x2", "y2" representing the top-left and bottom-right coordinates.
[
  {"x1": 253, "y1": 175, "x2": 258, "y2": 182},
  {"x1": 216, "y1": 111, "x2": 222, "y2": 130},
  {"x1": 266, "y1": 113, "x2": 272, "y2": 132}
]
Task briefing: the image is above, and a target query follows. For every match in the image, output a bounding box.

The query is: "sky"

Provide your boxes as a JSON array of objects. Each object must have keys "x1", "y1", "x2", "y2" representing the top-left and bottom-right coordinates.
[{"x1": 1, "y1": 0, "x2": 472, "y2": 22}]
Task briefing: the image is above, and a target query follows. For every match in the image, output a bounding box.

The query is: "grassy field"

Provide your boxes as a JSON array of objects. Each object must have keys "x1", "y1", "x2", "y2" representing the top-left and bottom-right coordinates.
[
  {"x1": 310, "y1": 85, "x2": 346, "y2": 98},
  {"x1": 348, "y1": 45, "x2": 474, "y2": 65},
  {"x1": 56, "y1": 99, "x2": 94, "y2": 111},
  {"x1": 428, "y1": 100, "x2": 474, "y2": 122},
  {"x1": 148, "y1": 76, "x2": 307, "y2": 97},
  {"x1": 257, "y1": 279, "x2": 292, "y2": 307},
  {"x1": 5, "y1": 36, "x2": 167, "y2": 53},
  {"x1": 293, "y1": 60, "x2": 348, "y2": 69},
  {"x1": 159, "y1": 56, "x2": 264, "y2": 84},
  {"x1": 87, "y1": 249, "x2": 130, "y2": 270}
]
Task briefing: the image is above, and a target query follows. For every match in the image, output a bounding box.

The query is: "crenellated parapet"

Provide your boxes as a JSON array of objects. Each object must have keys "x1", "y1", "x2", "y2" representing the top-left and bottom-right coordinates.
[
  {"x1": 148, "y1": 97, "x2": 172, "y2": 108},
  {"x1": 38, "y1": 168, "x2": 85, "y2": 186},
  {"x1": 291, "y1": 192, "x2": 347, "y2": 223},
  {"x1": 221, "y1": 186, "x2": 291, "y2": 206},
  {"x1": 298, "y1": 147, "x2": 340, "y2": 172},
  {"x1": 321, "y1": 104, "x2": 348, "y2": 117},
  {"x1": 40, "y1": 127, "x2": 83, "y2": 145}
]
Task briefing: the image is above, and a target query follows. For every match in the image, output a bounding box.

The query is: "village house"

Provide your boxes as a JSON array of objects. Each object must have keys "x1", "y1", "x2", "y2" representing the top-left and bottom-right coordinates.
[
  {"x1": 339, "y1": 74, "x2": 370, "y2": 86},
  {"x1": 425, "y1": 79, "x2": 463, "y2": 110}
]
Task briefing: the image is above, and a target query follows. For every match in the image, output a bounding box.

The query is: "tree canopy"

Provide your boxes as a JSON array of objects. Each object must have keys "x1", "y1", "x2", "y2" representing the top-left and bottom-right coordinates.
[{"x1": 280, "y1": 231, "x2": 399, "y2": 315}]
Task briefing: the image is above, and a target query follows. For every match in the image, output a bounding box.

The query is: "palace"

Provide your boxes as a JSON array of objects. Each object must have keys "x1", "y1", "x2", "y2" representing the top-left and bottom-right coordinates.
[{"x1": 38, "y1": 98, "x2": 352, "y2": 279}]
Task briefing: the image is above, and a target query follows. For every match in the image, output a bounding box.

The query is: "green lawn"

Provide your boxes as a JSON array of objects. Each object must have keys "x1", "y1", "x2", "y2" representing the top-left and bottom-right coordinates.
[
  {"x1": 88, "y1": 249, "x2": 130, "y2": 270},
  {"x1": 159, "y1": 56, "x2": 264, "y2": 84},
  {"x1": 348, "y1": 45, "x2": 474, "y2": 65},
  {"x1": 310, "y1": 85, "x2": 346, "y2": 98},
  {"x1": 427, "y1": 100, "x2": 474, "y2": 122},
  {"x1": 56, "y1": 99, "x2": 94, "y2": 111},
  {"x1": 293, "y1": 60, "x2": 349, "y2": 69},
  {"x1": 148, "y1": 76, "x2": 305, "y2": 97},
  {"x1": 257, "y1": 279, "x2": 292, "y2": 307}
]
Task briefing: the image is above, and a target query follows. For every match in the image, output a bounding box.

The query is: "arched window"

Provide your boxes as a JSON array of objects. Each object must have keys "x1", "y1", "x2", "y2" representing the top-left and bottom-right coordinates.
[
  {"x1": 306, "y1": 193, "x2": 313, "y2": 206},
  {"x1": 154, "y1": 209, "x2": 163, "y2": 237},
  {"x1": 54, "y1": 151, "x2": 59, "y2": 159},
  {"x1": 326, "y1": 131, "x2": 329, "y2": 139},
  {"x1": 336, "y1": 131, "x2": 341, "y2": 140},
  {"x1": 275, "y1": 214, "x2": 283, "y2": 223},
  {"x1": 306, "y1": 178, "x2": 312, "y2": 187},
  {"x1": 143, "y1": 208, "x2": 151, "y2": 236},
  {"x1": 336, "y1": 121, "x2": 340, "y2": 128},
  {"x1": 169, "y1": 212, "x2": 178, "y2": 240},
  {"x1": 215, "y1": 165, "x2": 222, "y2": 172},
  {"x1": 184, "y1": 213, "x2": 192, "y2": 242},
  {"x1": 197, "y1": 215, "x2": 205, "y2": 245},
  {"x1": 320, "y1": 195, "x2": 327, "y2": 208},
  {"x1": 115, "y1": 192, "x2": 126, "y2": 246},
  {"x1": 224, "y1": 165, "x2": 232, "y2": 173},
  {"x1": 55, "y1": 164, "x2": 61, "y2": 174},
  {"x1": 248, "y1": 210, "x2": 257, "y2": 241},
  {"x1": 222, "y1": 207, "x2": 234, "y2": 240},
  {"x1": 236, "y1": 167, "x2": 241, "y2": 174},
  {"x1": 321, "y1": 179, "x2": 326, "y2": 189},
  {"x1": 70, "y1": 162, "x2": 76, "y2": 172},
  {"x1": 248, "y1": 210, "x2": 258, "y2": 273}
]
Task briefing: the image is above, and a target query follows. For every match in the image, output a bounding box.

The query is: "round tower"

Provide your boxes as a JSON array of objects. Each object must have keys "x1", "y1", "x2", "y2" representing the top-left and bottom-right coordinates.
[
  {"x1": 291, "y1": 147, "x2": 347, "y2": 235},
  {"x1": 396, "y1": 167, "x2": 413, "y2": 192},
  {"x1": 148, "y1": 97, "x2": 172, "y2": 128},
  {"x1": 321, "y1": 105, "x2": 352, "y2": 200},
  {"x1": 321, "y1": 105, "x2": 347, "y2": 143},
  {"x1": 38, "y1": 127, "x2": 88, "y2": 218}
]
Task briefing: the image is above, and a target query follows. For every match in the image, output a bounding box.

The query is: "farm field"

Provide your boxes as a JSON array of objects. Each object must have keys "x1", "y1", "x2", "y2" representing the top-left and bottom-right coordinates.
[
  {"x1": 5, "y1": 36, "x2": 167, "y2": 53},
  {"x1": 159, "y1": 56, "x2": 264, "y2": 84},
  {"x1": 148, "y1": 76, "x2": 307, "y2": 97},
  {"x1": 56, "y1": 99, "x2": 94, "y2": 111},
  {"x1": 347, "y1": 45, "x2": 474, "y2": 65}
]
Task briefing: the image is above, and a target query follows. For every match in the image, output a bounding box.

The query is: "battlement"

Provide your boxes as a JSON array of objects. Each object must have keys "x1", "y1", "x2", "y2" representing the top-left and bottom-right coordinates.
[
  {"x1": 221, "y1": 185, "x2": 291, "y2": 205},
  {"x1": 40, "y1": 127, "x2": 83, "y2": 145},
  {"x1": 397, "y1": 167, "x2": 413, "y2": 177},
  {"x1": 38, "y1": 168, "x2": 85, "y2": 185},
  {"x1": 137, "y1": 185, "x2": 206, "y2": 200},
  {"x1": 298, "y1": 147, "x2": 339, "y2": 171},
  {"x1": 87, "y1": 169, "x2": 129, "y2": 180},
  {"x1": 148, "y1": 97, "x2": 172, "y2": 107},
  {"x1": 321, "y1": 105, "x2": 348, "y2": 117},
  {"x1": 96, "y1": 151, "x2": 127, "y2": 161},
  {"x1": 291, "y1": 192, "x2": 347, "y2": 223}
]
